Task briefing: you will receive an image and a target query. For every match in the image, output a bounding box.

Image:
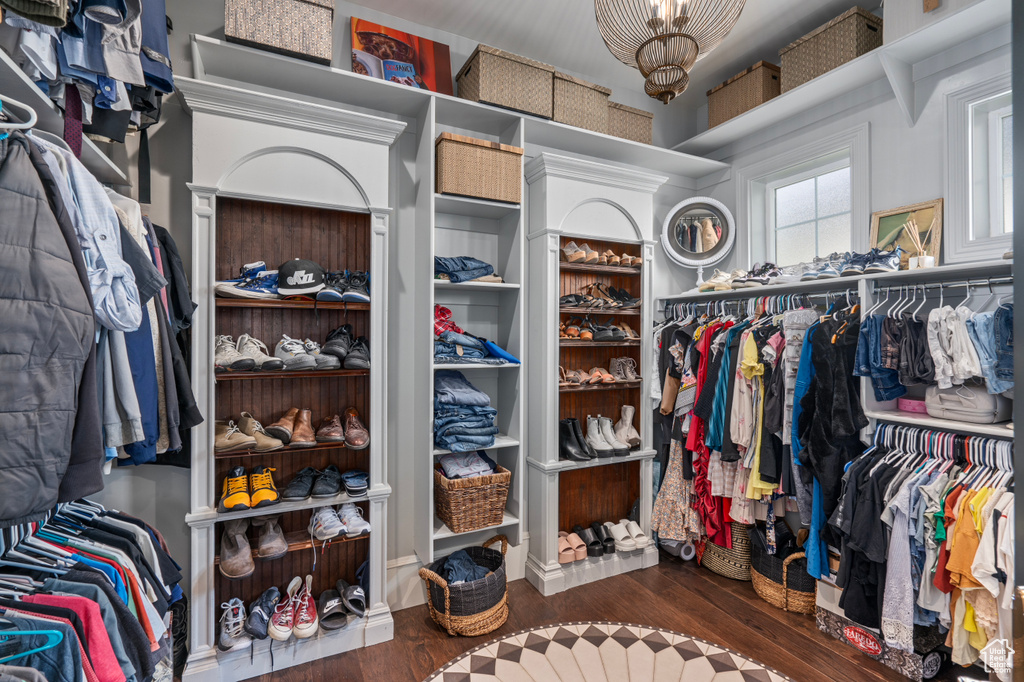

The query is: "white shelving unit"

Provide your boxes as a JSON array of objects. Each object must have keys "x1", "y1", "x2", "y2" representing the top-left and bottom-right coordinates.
[
  {"x1": 409, "y1": 99, "x2": 527, "y2": 566},
  {"x1": 674, "y1": 0, "x2": 1011, "y2": 156},
  {"x1": 0, "y1": 46, "x2": 129, "y2": 185}
]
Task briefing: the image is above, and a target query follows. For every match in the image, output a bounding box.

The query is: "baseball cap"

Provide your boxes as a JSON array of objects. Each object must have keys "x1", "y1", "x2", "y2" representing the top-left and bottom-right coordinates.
[{"x1": 278, "y1": 259, "x2": 326, "y2": 295}]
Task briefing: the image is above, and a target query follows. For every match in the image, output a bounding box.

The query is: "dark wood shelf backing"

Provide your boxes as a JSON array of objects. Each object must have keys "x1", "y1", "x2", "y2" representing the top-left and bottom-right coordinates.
[
  {"x1": 214, "y1": 530, "x2": 368, "y2": 565},
  {"x1": 216, "y1": 298, "x2": 370, "y2": 311},
  {"x1": 559, "y1": 380, "x2": 642, "y2": 393},
  {"x1": 559, "y1": 261, "x2": 641, "y2": 276},
  {"x1": 216, "y1": 369, "x2": 369, "y2": 382},
  {"x1": 558, "y1": 461, "x2": 640, "y2": 533},
  {"x1": 560, "y1": 339, "x2": 640, "y2": 347},
  {"x1": 214, "y1": 440, "x2": 355, "y2": 460},
  {"x1": 559, "y1": 306, "x2": 640, "y2": 316}
]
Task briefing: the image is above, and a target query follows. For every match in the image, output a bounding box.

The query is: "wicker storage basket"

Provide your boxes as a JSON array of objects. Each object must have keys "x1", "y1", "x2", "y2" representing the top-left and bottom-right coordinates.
[
  {"x1": 554, "y1": 71, "x2": 612, "y2": 134},
  {"x1": 608, "y1": 102, "x2": 654, "y2": 144},
  {"x1": 750, "y1": 552, "x2": 816, "y2": 614},
  {"x1": 457, "y1": 45, "x2": 556, "y2": 119},
  {"x1": 434, "y1": 464, "x2": 512, "y2": 534},
  {"x1": 225, "y1": 0, "x2": 333, "y2": 65},
  {"x1": 779, "y1": 7, "x2": 882, "y2": 92},
  {"x1": 700, "y1": 523, "x2": 753, "y2": 581},
  {"x1": 435, "y1": 133, "x2": 524, "y2": 204},
  {"x1": 419, "y1": 535, "x2": 509, "y2": 636},
  {"x1": 707, "y1": 61, "x2": 780, "y2": 128}
]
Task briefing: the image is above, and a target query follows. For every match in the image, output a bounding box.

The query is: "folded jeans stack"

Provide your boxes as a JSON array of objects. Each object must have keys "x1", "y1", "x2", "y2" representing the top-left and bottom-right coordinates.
[
  {"x1": 434, "y1": 256, "x2": 495, "y2": 284},
  {"x1": 434, "y1": 371, "x2": 497, "y2": 452}
]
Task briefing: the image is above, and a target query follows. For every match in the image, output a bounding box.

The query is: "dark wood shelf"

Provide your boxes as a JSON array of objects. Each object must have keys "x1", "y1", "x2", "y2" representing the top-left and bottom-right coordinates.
[
  {"x1": 216, "y1": 298, "x2": 370, "y2": 311},
  {"x1": 559, "y1": 306, "x2": 640, "y2": 316},
  {"x1": 559, "y1": 261, "x2": 641, "y2": 276},
  {"x1": 560, "y1": 339, "x2": 640, "y2": 347},
  {"x1": 214, "y1": 530, "x2": 368, "y2": 565},
  {"x1": 559, "y1": 380, "x2": 642, "y2": 393},
  {"x1": 214, "y1": 440, "x2": 361, "y2": 459},
  {"x1": 215, "y1": 368, "x2": 369, "y2": 381}
]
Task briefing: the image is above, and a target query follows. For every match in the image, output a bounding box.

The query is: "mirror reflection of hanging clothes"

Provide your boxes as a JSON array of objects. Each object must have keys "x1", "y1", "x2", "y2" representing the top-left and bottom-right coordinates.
[{"x1": 701, "y1": 217, "x2": 719, "y2": 251}]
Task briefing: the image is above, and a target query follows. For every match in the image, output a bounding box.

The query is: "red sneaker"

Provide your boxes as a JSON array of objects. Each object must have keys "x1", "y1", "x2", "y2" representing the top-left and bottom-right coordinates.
[
  {"x1": 268, "y1": 576, "x2": 300, "y2": 641},
  {"x1": 293, "y1": 575, "x2": 319, "y2": 638}
]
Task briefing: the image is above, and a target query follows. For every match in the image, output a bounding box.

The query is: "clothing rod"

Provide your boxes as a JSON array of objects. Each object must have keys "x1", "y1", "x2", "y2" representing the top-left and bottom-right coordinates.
[{"x1": 872, "y1": 276, "x2": 1013, "y2": 293}]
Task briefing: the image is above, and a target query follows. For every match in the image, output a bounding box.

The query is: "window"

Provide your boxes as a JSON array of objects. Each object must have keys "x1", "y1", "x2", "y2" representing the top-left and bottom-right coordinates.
[
  {"x1": 766, "y1": 159, "x2": 851, "y2": 266},
  {"x1": 970, "y1": 91, "x2": 1013, "y2": 235}
]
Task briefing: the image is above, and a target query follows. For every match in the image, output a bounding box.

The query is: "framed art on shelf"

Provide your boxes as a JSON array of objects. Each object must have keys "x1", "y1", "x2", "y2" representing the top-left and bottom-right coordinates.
[
  {"x1": 351, "y1": 18, "x2": 454, "y2": 94},
  {"x1": 869, "y1": 198, "x2": 943, "y2": 268}
]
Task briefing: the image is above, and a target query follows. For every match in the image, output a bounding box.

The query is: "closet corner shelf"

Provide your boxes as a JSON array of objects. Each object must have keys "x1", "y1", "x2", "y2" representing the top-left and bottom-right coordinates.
[
  {"x1": 559, "y1": 306, "x2": 640, "y2": 317},
  {"x1": 560, "y1": 339, "x2": 640, "y2": 348},
  {"x1": 207, "y1": 492, "x2": 369, "y2": 523},
  {"x1": 432, "y1": 434, "x2": 520, "y2": 456},
  {"x1": 552, "y1": 448, "x2": 657, "y2": 472},
  {"x1": 865, "y1": 410, "x2": 1014, "y2": 439},
  {"x1": 432, "y1": 511, "x2": 519, "y2": 541},
  {"x1": 432, "y1": 362, "x2": 521, "y2": 370},
  {"x1": 560, "y1": 262, "x2": 642, "y2": 276},
  {"x1": 214, "y1": 440, "x2": 355, "y2": 460},
  {"x1": 214, "y1": 530, "x2": 368, "y2": 565},
  {"x1": 215, "y1": 368, "x2": 369, "y2": 381},
  {"x1": 214, "y1": 298, "x2": 371, "y2": 311},
  {"x1": 434, "y1": 280, "x2": 521, "y2": 292},
  {"x1": 434, "y1": 193, "x2": 521, "y2": 220},
  {"x1": 559, "y1": 380, "x2": 642, "y2": 393}
]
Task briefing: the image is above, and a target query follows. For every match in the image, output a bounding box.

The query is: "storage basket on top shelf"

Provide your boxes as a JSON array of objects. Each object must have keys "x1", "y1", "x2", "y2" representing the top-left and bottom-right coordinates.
[
  {"x1": 699, "y1": 522, "x2": 753, "y2": 581},
  {"x1": 707, "y1": 61, "x2": 780, "y2": 128},
  {"x1": 779, "y1": 7, "x2": 882, "y2": 92},
  {"x1": 608, "y1": 102, "x2": 654, "y2": 144},
  {"x1": 457, "y1": 44, "x2": 556, "y2": 119},
  {"x1": 436, "y1": 133, "x2": 524, "y2": 204},
  {"x1": 225, "y1": 0, "x2": 334, "y2": 65},
  {"x1": 554, "y1": 71, "x2": 612, "y2": 134},
  {"x1": 434, "y1": 464, "x2": 512, "y2": 534},
  {"x1": 419, "y1": 535, "x2": 509, "y2": 636}
]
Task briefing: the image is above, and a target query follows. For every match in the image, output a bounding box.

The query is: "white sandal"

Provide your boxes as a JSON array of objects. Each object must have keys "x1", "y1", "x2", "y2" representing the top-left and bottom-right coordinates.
[
  {"x1": 620, "y1": 519, "x2": 650, "y2": 549},
  {"x1": 604, "y1": 521, "x2": 636, "y2": 552}
]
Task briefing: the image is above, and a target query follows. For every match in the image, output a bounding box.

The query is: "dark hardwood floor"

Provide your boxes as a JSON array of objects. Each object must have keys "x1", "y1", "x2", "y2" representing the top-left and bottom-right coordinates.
[{"x1": 243, "y1": 554, "x2": 986, "y2": 681}]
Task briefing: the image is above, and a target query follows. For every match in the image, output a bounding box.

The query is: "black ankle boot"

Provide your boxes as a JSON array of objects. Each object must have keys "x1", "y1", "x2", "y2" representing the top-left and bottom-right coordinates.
[
  {"x1": 568, "y1": 418, "x2": 596, "y2": 458},
  {"x1": 559, "y1": 419, "x2": 591, "y2": 461}
]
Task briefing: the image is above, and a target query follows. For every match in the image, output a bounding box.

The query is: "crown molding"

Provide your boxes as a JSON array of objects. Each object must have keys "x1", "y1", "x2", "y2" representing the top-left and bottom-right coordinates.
[
  {"x1": 525, "y1": 152, "x2": 668, "y2": 194},
  {"x1": 175, "y1": 77, "x2": 407, "y2": 146}
]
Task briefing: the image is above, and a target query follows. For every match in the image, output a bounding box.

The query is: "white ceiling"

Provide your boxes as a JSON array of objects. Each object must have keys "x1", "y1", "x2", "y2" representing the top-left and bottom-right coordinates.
[{"x1": 345, "y1": 0, "x2": 879, "y2": 113}]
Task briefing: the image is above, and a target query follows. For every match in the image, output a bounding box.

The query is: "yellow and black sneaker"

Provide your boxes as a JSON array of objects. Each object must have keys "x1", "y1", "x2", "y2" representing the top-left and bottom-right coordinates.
[
  {"x1": 219, "y1": 466, "x2": 251, "y2": 512},
  {"x1": 250, "y1": 466, "x2": 281, "y2": 509}
]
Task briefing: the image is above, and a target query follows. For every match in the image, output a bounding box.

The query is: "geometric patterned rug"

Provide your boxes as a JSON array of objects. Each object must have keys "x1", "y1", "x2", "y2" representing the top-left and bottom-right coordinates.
[{"x1": 424, "y1": 621, "x2": 793, "y2": 681}]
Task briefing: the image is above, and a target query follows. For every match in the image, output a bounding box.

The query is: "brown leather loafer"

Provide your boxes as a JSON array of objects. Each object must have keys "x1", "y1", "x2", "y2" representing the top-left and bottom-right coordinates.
[
  {"x1": 316, "y1": 414, "x2": 346, "y2": 443},
  {"x1": 343, "y1": 407, "x2": 369, "y2": 450},
  {"x1": 291, "y1": 408, "x2": 316, "y2": 448},
  {"x1": 265, "y1": 407, "x2": 298, "y2": 444}
]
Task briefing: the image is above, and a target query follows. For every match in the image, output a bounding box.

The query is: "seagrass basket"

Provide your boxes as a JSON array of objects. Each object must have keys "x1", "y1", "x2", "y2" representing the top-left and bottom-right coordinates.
[
  {"x1": 457, "y1": 45, "x2": 555, "y2": 119},
  {"x1": 434, "y1": 464, "x2": 511, "y2": 534},
  {"x1": 554, "y1": 71, "x2": 612, "y2": 134},
  {"x1": 608, "y1": 102, "x2": 654, "y2": 144},
  {"x1": 707, "y1": 61, "x2": 780, "y2": 128},
  {"x1": 699, "y1": 523, "x2": 753, "y2": 581},
  {"x1": 435, "y1": 133, "x2": 524, "y2": 204},
  {"x1": 419, "y1": 535, "x2": 509, "y2": 636},
  {"x1": 224, "y1": 0, "x2": 333, "y2": 65},
  {"x1": 780, "y1": 7, "x2": 882, "y2": 92}
]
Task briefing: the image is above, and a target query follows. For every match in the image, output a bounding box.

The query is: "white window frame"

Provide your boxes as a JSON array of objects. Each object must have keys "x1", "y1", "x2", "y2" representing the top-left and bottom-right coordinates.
[
  {"x1": 987, "y1": 104, "x2": 1013, "y2": 236},
  {"x1": 765, "y1": 156, "x2": 852, "y2": 265}
]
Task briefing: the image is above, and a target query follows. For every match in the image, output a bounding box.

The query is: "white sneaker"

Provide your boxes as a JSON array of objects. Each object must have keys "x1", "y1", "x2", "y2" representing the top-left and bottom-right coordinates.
[
  {"x1": 236, "y1": 334, "x2": 285, "y2": 371},
  {"x1": 215, "y1": 335, "x2": 256, "y2": 372},
  {"x1": 302, "y1": 338, "x2": 341, "y2": 370},
  {"x1": 218, "y1": 598, "x2": 252, "y2": 652},
  {"x1": 274, "y1": 335, "x2": 318, "y2": 371},
  {"x1": 308, "y1": 506, "x2": 345, "y2": 541},
  {"x1": 698, "y1": 268, "x2": 745, "y2": 292},
  {"x1": 338, "y1": 503, "x2": 370, "y2": 538}
]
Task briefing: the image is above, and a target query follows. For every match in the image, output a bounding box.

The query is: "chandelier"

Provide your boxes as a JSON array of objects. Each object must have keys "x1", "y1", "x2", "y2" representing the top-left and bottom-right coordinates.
[{"x1": 595, "y1": 0, "x2": 746, "y2": 104}]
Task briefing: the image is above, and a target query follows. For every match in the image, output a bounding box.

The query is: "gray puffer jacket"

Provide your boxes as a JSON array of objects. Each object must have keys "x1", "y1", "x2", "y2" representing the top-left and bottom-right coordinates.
[{"x1": 0, "y1": 136, "x2": 94, "y2": 526}]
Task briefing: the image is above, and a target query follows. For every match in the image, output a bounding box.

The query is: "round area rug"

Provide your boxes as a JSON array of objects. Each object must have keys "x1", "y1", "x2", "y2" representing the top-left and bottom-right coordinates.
[{"x1": 425, "y1": 621, "x2": 793, "y2": 681}]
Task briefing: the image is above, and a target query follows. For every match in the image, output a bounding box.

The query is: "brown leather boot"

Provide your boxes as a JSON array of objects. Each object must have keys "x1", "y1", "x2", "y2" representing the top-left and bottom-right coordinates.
[
  {"x1": 316, "y1": 414, "x2": 346, "y2": 443},
  {"x1": 251, "y1": 515, "x2": 288, "y2": 560},
  {"x1": 265, "y1": 407, "x2": 298, "y2": 444},
  {"x1": 344, "y1": 407, "x2": 369, "y2": 450},
  {"x1": 219, "y1": 519, "x2": 254, "y2": 579},
  {"x1": 291, "y1": 409, "x2": 316, "y2": 447}
]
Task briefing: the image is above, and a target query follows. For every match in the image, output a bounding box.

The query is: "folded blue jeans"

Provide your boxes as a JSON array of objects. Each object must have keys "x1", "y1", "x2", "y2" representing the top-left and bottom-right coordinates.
[
  {"x1": 436, "y1": 425, "x2": 500, "y2": 437},
  {"x1": 435, "y1": 434, "x2": 496, "y2": 451},
  {"x1": 435, "y1": 341, "x2": 487, "y2": 359},
  {"x1": 434, "y1": 403, "x2": 497, "y2": 419},
  {"x1": 439, "y1": 330, "x2": 485, "y2": 349},
  {"x1": 994, "y1": 305, "x2": 1013, "y2": 381},
  {"x1": 434, "y1": 370, "x2": 491, "y2": 406},
  {"x1": 434, "y1": 256, "x2": 494, "y2": 284}
]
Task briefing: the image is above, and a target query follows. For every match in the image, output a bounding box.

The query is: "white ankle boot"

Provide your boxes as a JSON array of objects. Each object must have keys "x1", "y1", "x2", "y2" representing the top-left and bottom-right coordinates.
[
  {"x1": 614, "y1": 405, "x2": 641, "y2": 448},
  {"x1": 586, "y1": 416, "x2": 615, "y2": 457},
  {"x1": 599, "y1": 416, "x2": 629, "y2": 455}
]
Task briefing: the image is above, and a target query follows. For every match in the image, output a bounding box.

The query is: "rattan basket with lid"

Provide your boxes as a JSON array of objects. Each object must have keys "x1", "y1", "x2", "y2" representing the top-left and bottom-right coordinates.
[
  {"x1": 779, "y1": 7, "x2": 882, "y2": 92},
  {"x1": 608, "y1": 102, "x2": 654, "y2": 144},
  {"x1": 457, "y1": 45, "x2": 556, "y2": 119},
  {"x1": 435, "y1": 133, "x2": 524, "y2": 204},
  {"x1": 706, "y1": 61, "x2": 780, "y2": 128},
  {"x1": 554, "y1": 71, "x2": 613, "y2": 134},
  {"x1": 225, "y1": 0, "x2": 333, "y2": 65}
]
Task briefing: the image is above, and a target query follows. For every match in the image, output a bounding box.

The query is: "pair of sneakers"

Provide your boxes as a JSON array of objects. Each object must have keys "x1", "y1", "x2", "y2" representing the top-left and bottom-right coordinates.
[
  {"x1": 215, "y1": 261, "x2": 280, "y2": 300},
  {"x1": 318, "y1": 271, "x2": 370, "y2": 303},
  {"x1": 215, "y1": 334, "x2": 286, "y2": 372},
  {"x1": 269, "y1": 576, "x2": 319, "y2": 641},
  {"x1": 308, "y1": 503, "x2": 371, "y2": 542},
  {"x1": 321, "y1": 324, "x2": 371, "y2": 369},
  {"x1": 274, "y1": 335, "x2": 341, "y2": 371}
]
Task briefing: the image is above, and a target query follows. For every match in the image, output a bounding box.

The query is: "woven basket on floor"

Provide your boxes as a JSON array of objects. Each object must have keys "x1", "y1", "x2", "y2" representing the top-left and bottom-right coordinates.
[
  {"x1": 706, "y1": 61, "x2": 780, "y2": 128},
  {"x1": 419, "y1": 535, "x2": 509, "y2": 636},
  {"x1": 700, "y1": 523, "x2": 753, "y2": 581},
  {"x1": 434, "y1": 464, "x2": 511, "y2": 534},
  {"x1": 457, "y1": 44, "x2": 556, "y2": 119},
  {"x1": 750, "y1": 552, "x2": 816, "y2": 614},
  {"x1": 553, "y1": 71, "x2": 612, "y2": 134},
  {"x1": 435, "y1": 133, "x2": 524, "y2": 204},
  {"x1": 779, "y1": 7, "x2": 882, "y2": 92},
  {"x1": 608, "y1": 102, "x2": 653, "y2": 144}
]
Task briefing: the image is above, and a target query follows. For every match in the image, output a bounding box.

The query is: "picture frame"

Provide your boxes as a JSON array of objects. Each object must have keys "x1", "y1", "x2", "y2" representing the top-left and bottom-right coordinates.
[
  {"x1": 869, "y1": 198, "x2": 943, "y2": 267},
  {"x1": 351, "y1": 18, "x2": 454, "y2": 95}
]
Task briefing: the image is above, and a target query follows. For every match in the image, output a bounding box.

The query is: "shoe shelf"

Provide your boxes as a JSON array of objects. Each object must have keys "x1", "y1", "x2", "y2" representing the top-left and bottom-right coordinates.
[
  {"x1": 559, "y1": 262, "x2": 642, "y2": 276},
  {"x1": 214, "y1": 441, "x2": 354, "y2": 460},
  {"x1": 215, "y1": 298, "x2": 371, "y2": 311},
  {"x1": 432, "y1": 434, "x2": 520, "y2": 456},
  {"x1": 559, "y1": 339, "x2": 640, "y2": 347},
  {"x1": 559, "y1": 306, "x2": 640, "y2": 316},
  {"x1": 434, "y1": 193, "x2": 521, "y2": 220},
  {"x1": 215, "y1": 368, "x2": 369, "y2": 381},
  {"x1": 209, "y1": 492, "x2": 369, "y2": 523},
  {"x1": 432, "y1": 511, "x2": 519, "y2": 542},
  {"x1": 559, "y1": 380, "x2": 642, "y2": 393},
  {"x1": 543, "y1": 448, "x2": 657, "y2": 473},
  {"x1": 214, "y1": 530, "x2": 369, "y2": 565}
]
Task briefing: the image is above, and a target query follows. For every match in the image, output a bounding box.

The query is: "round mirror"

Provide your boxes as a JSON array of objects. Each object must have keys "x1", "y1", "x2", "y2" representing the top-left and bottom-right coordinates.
[{"x1": 661, "y1": 196, "x2": 736, "y2": 281}]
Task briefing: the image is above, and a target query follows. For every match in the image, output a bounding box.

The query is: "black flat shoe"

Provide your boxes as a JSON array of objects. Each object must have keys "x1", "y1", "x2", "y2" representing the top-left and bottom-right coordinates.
[
  {"x1": 591, "y1": 522, "x2": 616, "y2": 554},
  {"x1": 574, "y1": 525, "x2": 604, "y2": 557},
  {"x1": 559, "y1": 294, "x2": 583, "y2": 307},
  {"x1": 593, "y1": 319, "x2": 626, "y2": 342}
]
